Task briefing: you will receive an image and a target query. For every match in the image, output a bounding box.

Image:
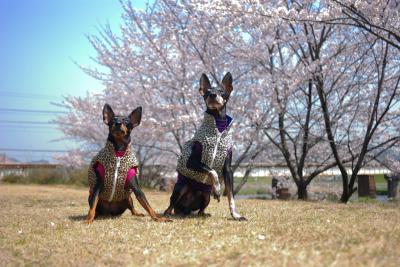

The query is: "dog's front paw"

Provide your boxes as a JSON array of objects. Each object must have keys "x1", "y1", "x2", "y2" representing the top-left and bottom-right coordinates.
[
  {"x1": 232, "y1": 212, "x2": 247, "y2": 221},
  {"x1": 198, "y1": 210, "x2": 211, "y2": 217},
  {"x1": 234, "y1": 216, "x2": 247, "y2": 221},
  {"x1": 85, "y1": 218, "x2": 94, "y2": 224},
  {"x1": 163, "y1": 207, "x2": 173, "y2": 217},
  {"x1": 85, "y1": 210, "x2": 95, "y2": 224},
  {"x1": 154, "y1": 216, "x2": 173, "y2": 223},
  {"x1": 131, "y1": 210, "x2": 145, "y2": 217},
  {"x1": 208, "y1": 169, "x2": 218, "y2": 181}
]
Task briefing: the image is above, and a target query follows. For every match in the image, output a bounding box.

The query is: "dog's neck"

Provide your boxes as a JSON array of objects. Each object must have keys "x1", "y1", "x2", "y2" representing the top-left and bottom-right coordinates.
[
  {"x1": 107, "y1": 134, "x2": 131, "y2": 151},
  {"x1": 206, "y1": 107, "x2": 227, "y2": 120}
]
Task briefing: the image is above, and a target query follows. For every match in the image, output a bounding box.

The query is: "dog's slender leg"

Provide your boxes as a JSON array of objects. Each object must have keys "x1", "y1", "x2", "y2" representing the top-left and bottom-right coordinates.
[
  {"x1": 86, "y1": 193, "x2": 99, "y2": 224},
  {"x1": 86, "y1": 183, "x2": 101, "y2": 224},
  {"x1": 86, "y1": 166, "x2": 105, "y2": 224},
  {"x1": 126, "y1": 195, "x2": 145, "y2": 217},
  {"x1": 164, "y1": 183, "x2": 189, "y2": 216},
  {"x1": 223, "y1": 151, "x2": 247, "y2": 221},
  {"x1": 128, "y1": 176, "x2": 172, "y2": 222}
]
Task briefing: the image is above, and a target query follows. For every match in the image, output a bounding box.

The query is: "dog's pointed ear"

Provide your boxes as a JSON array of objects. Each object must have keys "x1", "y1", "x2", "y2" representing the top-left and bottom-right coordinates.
[
  {"x1": 103, "y1": 104, "x2": 115, "y2": 125},
  {"x1": 199, "y1": 73, "x2": 211, "y2": 96},
  {"x1": 221, "y1": 72, "x2": 233, "y2": 95},
  {"x1": 129, "y1": 106, "x2": 142, "y2": 128}
]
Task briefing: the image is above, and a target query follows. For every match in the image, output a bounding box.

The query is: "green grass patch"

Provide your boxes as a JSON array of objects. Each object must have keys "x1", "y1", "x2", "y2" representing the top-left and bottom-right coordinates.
[
  {"x1": 233, "y1": 176, "x2": 272, "y2": 195},
  {"x1": 235, "y1": 187, "x2": 268, "y2": 195},
  {"x1": 376, "y1": 183, "x2": 388, "y2": 195},
  {"x1": 2, "y1": 167, "x2": 88, "y2": 187},
  {"x1": 234, "y1": 176, "x2": 272, "y2": 184},
  {"x1": 374, "y1": 174, "x2": 386, "y2": 184},
  {"x1": 357, "y1": 196, "x2": 380, "y2": 203}
]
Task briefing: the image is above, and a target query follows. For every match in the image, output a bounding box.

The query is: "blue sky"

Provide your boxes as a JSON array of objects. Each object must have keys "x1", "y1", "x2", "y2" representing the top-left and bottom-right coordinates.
[{"x1": 0, "y1": 0, "x2": 147, "y2": 162}]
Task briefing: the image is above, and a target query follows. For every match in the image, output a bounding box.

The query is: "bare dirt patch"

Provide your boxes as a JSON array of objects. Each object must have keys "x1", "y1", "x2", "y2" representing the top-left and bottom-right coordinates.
[{"x1": 0, "y1": 184, "x2": 399, "y2": 266}]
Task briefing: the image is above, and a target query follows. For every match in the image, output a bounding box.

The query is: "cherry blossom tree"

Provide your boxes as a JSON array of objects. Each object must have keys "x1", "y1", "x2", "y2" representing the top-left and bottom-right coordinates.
[
  {"x1": 196, "y1": 1, "x2": 339, "y2": 199},
  {"x1": 198, "y1": 0, "x2": 400, "y2": 201},
  {"x1": 287, "y1": 1, "x2": 400, "y2": 202},
  {"x1": 55, "y1": 0, "x2": 270, "y2": 186},
  {"x1": 314, "y1": 38, "x2": 400, "y2": 202},
  {"x1": 323, "y1": 0, "x2": 400, "y2": 50},
  {"x1": 285, "y1": 0, "x2": 400, "y2": 202}
]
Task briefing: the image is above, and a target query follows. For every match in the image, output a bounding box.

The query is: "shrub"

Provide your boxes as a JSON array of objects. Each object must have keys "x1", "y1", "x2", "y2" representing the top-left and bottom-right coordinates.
[{"x1": 2, "y1": 166, "x2": 88, "y2": 186}]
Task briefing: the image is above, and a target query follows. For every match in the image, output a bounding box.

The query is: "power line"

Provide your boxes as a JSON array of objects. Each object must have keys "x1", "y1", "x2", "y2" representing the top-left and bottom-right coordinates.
[
  {"x1": 0, "y1": 108, "x2": 67, "y2": 114},
  {"x1": 0, "y1": 120, "x2": 54, "y2": 125},
  {"x1": 0, "y1": 120, "x2": 74, "y2": 126},
  {"x1": 0, "y1": 91, "x2": 60, "y2": 100},
  {"x1": 0, "y1": 148, "x2": 69, "y2": 153},
  {"x1": 0, "y1": 153, "x2": 59, "y2": 158},
  {"x1": 0, "y1": 125, "x2": 59, "y2": 129}
]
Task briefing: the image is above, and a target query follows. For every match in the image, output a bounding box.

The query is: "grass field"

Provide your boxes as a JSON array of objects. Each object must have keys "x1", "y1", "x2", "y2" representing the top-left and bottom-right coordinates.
[{"x1": 0, "y1": 184, "x2": 399, "y2": 266}]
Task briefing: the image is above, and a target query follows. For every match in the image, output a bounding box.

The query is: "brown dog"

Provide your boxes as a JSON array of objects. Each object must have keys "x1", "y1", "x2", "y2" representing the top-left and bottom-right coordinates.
[{"x1": 85, "y1": 104, "x2": 171, "y2": 223}]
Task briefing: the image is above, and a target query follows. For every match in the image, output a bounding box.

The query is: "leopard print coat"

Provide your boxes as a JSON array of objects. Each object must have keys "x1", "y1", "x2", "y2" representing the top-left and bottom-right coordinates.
[
  {"x1": 88, "y1": 141, "x2": 139, "y2": 202},
  {"x1": 177, "y1": 112, "x2": 233, "y2": 185}
]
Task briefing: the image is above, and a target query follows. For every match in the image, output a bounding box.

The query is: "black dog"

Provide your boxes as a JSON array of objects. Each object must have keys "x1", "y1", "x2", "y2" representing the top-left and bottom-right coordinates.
[
  {"x1": 85, "y1": 104, "x2": 171, "y2": 223},
  {"x1": 164, "y1": 73, "x2": 246, "y2": 221}
]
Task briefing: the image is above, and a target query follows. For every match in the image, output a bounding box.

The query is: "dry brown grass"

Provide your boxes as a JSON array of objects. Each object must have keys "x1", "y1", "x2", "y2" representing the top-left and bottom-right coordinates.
[{"x1": 0, "y1": 184, "x2": 399, "y2": 267}]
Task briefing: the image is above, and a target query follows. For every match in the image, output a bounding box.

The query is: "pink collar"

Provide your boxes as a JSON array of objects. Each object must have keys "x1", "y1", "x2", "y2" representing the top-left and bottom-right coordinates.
[{"x1": 115, "y1": 150, "x2": 125, "y2": 157}]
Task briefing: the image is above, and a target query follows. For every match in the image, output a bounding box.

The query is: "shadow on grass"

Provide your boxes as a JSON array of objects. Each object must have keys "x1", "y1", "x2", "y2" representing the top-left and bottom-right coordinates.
[
  {"x1": 164, "y1": 213, "x2": 212, "y2": 220},
  {"x1": 68, "y1": 215, "x2": 86, "y2": 221},
  {"x1": 164, "y1": 213, "x2": 248, "y2": 222},
  {"x1": 68, "y1": 210, "x2": 173, "y2": 222},
  {"x1": 68, "y1": 214, "x2": 126, "y2": 222},
  {"x1": 69, "y1": 211, "x2": 217, "y2": 222}
]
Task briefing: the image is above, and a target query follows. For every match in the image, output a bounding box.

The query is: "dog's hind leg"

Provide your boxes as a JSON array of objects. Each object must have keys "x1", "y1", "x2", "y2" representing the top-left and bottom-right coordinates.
[
  {"x1": 197, "y1": 192, "x2": 211, "y2": 217},
  {"x1": 164, "y1": 183, "x2": 189, "y2": 216},
  {"x1": 174, "y1": 189, "x2": 194, "y2": 216},
  {"x1": 126, "y1": 195, "x2": 145, "y2": 217}
]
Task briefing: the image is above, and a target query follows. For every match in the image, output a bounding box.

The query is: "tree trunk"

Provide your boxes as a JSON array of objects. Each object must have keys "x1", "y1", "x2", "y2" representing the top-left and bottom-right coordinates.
[
  {"x1": 340, "y1": 173, "x2": 350, "y2": 203},
  {"x1": 297, "y1": 182, "x2": 308, "y2": 200},
  {"x1": 340, "y1": 190, "x2": 350, "y2": 203},
  {"x1": 340, "y1": 186, "x2": 357, "y2": 203},
  {"x1": 233, "y1": 167, "x2": 252, "y2": 196}
]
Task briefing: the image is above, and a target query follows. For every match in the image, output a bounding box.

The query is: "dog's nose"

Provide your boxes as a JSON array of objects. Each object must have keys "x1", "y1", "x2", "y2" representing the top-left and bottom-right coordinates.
[{"x1": 209, "y1": 93, "x2": 217, "y2": 99}]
